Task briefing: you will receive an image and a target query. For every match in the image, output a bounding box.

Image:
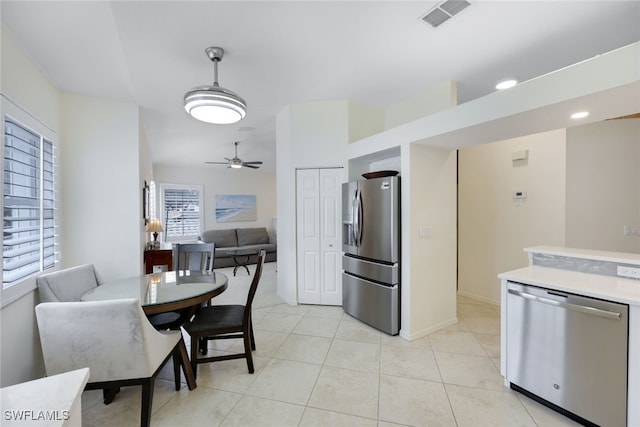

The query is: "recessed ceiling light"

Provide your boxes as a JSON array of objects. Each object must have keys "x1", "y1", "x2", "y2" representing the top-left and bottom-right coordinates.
[
  {"x1": 571, "y1": 111, "x2": 590, "y2": 119},
  {"x1": 495, "y1": 79, "x2": 518, "y2": 90}
]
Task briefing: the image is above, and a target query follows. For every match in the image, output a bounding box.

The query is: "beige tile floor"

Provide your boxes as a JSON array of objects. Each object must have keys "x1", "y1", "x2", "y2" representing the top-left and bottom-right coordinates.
[{"x1": 81, "y1": 263, "x2": 580, "y2": 426}]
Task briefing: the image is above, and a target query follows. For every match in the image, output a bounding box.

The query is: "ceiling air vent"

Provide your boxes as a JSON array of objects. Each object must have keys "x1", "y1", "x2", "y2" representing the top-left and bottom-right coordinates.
[{"x1": 421, "y1": 0, "x2": 471, "y2": 28}]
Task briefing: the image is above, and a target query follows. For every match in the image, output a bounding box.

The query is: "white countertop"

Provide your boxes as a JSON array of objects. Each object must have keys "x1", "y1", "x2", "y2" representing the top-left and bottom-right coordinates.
[
  {"x1": 499, "y1": 265, "x2": 640, "y2": 306},
  {"x1": 1, "y1": 368, "x2": 89, "y2": 426},
  {"x1": 525, "y1": 245, "x2": 640, "y2": 266}
]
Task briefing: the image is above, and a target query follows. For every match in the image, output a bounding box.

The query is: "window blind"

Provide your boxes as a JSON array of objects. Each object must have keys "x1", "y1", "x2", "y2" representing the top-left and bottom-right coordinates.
[
  {"x1": 163, "y1": 187, "x2": 201, "y2": 239},
  {"x1": 3, "y1": 118, "x2": 55, "y2": 286}
]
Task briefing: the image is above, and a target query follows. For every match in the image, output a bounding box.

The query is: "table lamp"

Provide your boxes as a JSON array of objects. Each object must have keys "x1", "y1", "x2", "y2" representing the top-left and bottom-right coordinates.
[{"x1": 146, "y1": 219, "x2": 163, "y2": 245}]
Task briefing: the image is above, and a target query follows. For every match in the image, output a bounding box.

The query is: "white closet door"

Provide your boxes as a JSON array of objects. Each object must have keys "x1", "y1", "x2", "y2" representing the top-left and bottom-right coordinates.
[
  {"x1": 297, "y1": 169, "x2": 320, "y2": 304},
  {"x1": 296, "y1": 168, "x2": 343, "y2": 305},
  {"x1": 319, "y1": 168, "x2": 342, "y2": 305}
]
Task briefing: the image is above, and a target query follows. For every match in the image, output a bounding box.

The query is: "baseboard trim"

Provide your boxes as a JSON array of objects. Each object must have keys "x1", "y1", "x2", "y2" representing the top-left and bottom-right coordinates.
[
  {"x1": 457, "y1": 290, "x2": 500, "y2": 306},
  {"x1": 401, "y1": 316, "x2": 459, "y2": 341}
]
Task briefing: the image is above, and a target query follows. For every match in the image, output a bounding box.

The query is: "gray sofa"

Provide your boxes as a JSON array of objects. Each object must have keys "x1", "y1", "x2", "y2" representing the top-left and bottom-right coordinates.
[{"x1": 200, "y1": 227, "x2": 277, "y2": 268}]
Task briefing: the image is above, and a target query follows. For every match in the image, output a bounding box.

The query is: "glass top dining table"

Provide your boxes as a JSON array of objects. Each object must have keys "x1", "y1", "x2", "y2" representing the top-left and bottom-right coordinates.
[{"x1": 81, "y1": 270, "x2": 228, "y2": 315}]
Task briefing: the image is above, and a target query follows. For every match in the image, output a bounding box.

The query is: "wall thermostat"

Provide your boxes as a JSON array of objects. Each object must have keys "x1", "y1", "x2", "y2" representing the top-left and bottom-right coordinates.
[
  {"x1": 512, "y1": 191, "x2": 527, "y2": 199},
  {"x1": 512, "y1": 150, "x2": 529, "y2": 161}
]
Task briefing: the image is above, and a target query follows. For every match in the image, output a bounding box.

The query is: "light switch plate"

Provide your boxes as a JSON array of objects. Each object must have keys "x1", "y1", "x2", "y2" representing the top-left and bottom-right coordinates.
[
  {"x1": 624, "y1": 225, "x2": 640, "y2": 236},
  {"x1": 419, "y1": 226, "x2": 432, "y2": 239}
]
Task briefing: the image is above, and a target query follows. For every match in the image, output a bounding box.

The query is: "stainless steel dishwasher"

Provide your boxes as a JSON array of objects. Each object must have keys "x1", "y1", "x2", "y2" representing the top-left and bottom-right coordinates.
[{"x1": 506, "y1": 281, "x2": 628, "y2": 427}]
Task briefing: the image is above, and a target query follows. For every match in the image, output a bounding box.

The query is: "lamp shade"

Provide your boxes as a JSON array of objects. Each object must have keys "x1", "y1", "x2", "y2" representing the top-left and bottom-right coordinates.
[{"x1": 146, "y1": 219, "x2": 164, "y2": 233}]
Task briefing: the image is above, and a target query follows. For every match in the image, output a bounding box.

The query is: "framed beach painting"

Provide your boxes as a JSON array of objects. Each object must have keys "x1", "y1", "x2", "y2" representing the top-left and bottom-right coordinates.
[{"x1": 215, "y1": 194, "x2": 257, "y2": 222}]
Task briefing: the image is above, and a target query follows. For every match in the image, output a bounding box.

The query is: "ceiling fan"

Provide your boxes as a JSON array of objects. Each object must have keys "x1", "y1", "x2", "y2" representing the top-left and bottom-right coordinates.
[{"x1": 205, "y1": 142, "x2": 263, "y2": 169}]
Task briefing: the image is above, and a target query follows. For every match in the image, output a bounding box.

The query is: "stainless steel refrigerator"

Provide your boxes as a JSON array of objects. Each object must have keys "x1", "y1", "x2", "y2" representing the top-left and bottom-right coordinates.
[{"x1": 342, "y1": 176, "x2": 400, "y2": 335}]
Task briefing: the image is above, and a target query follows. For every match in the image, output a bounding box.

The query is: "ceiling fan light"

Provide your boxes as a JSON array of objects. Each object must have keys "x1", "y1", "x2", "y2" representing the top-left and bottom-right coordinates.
[
  {"x1": 205, "y1": 141, "x2": 262, "y2": 169},
  {"x1": 188, "y1": 104, "x2": 244, "y2": 125},
  {"x1": 184, "y1": 85, "x2": 247, "y2": 125}
]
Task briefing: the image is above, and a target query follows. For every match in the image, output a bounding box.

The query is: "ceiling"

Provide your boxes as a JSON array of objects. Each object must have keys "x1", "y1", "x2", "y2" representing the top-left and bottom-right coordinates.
[{"x1": 2, "y1": 1, "x2": 640, "y2": 172}]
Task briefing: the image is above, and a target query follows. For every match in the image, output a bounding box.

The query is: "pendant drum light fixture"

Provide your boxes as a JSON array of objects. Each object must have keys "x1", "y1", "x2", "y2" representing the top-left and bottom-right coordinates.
[{"x1": 184, "y1": 47, "x2": 247, "y2": 124}]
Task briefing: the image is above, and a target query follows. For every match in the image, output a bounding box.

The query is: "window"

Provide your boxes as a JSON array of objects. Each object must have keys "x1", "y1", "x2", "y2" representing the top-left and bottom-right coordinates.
[
  {"x1": 2, "y1": 115, "x2": 57, "y2": 288},
  {"x1": 159, "y1": 184, "x2": 203, "y2": 242},
  {"x1": 148, "y1": 180, "x2": 157, "y2": 220}
]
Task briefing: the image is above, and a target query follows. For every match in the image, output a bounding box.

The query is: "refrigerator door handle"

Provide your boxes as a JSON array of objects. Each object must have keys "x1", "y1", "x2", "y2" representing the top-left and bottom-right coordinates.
[
  {"x1": 358, "y1": 189, "x2": 363, "y2": 245},
  {"x1": 352, "y1": 189, "x2": 360, "y2": 246}
]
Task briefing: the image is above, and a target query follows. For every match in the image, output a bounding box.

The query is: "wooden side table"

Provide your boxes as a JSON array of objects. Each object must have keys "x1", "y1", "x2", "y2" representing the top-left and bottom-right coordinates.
[{"x1": 144, "y1": 249, "x2": 173, "y2": 274}]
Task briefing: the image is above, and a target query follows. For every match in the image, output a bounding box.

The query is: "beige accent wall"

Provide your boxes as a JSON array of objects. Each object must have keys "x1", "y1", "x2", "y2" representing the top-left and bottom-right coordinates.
[
  {"x1": 153, "y1": 165, "x2": 277, "y2": 234},
  {"x1": 404, "y1": 144, "x2": 458, "y2": 339},
  {"x1": 0, "y1": 27, "x2": 59, "y2": 130},
  {"x1": 565, "y1": 119, "x2": 640, "y2": 253},
  {"x1": 385, "y1": 80, "x2": 457, "y2": 130},
  {"x1": 458, "y1": 129, "x2": 567, "y2": 304},
  {"x1": 458, "y1": 120, "x2": 640, "y2": 305},
  {"x1": 348, "y1": 101, "x2": 385, "y2": 143}
]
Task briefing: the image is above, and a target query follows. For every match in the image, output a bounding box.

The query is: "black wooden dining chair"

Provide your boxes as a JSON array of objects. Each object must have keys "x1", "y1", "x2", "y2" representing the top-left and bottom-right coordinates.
[
  {"x1": 174, "y1": 242, "x2": 215, "y2": 272},
  {"x1": 148, "y1": 242, "x2": 216, "y2": 330},
  {"x1": 182, "y1": 249, "x2": 266, "y2": 379}
]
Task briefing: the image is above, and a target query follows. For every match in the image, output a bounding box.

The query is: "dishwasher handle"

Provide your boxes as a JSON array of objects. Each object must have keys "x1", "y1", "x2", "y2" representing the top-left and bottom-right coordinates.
[{"x1": 507, "y1": 288, "x2": 622, "y2": 320}]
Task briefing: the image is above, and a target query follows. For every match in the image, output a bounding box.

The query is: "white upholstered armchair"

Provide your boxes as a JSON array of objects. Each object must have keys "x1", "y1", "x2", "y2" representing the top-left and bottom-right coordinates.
[
  {"x1": 36, "y1": 264, "x2": 102, "y2": 302},
  {"x1": 35, "y1": 298, "x2": 196, "y2": 427}
]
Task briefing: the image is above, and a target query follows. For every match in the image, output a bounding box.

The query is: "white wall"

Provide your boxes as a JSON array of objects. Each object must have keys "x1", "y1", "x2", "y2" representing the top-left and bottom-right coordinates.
[
  {"x1": 60, "y1": 93, "x2": 143, "y2": 281},
  {"x1": 565, "y1": 119, "x2": 640, "y2": 253},
  {"x1": 0, "y1": 292, "x2": 43, "y2": 387},
  {"x1": 276, "y1": 105, "x2": 296, "y2": 304},
  {"x1": 276, "y1": 100, "x2": 349, "y2": 304},
  {"x1": 152, "y1": 165, "x2": 277, "y2": 236},
  {"x1": 139, "y1": 119, "x2": 154, "y2": 251},
  {"x1": 458, "y1": 129, "x2": 567, "y2": 304},
  {"x1": 1, "y1": 25, "x2": 148, "y2": 386},
  {"x1": 1, "y1": 26, "x2": 59, "y2": 386}
]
